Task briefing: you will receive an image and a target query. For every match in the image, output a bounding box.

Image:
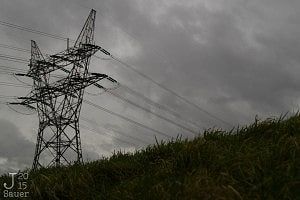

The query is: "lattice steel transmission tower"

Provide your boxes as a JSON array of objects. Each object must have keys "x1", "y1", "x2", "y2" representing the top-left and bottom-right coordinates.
[{"x1": 10, "y1": 9, "x2": 118, "y2": 170}]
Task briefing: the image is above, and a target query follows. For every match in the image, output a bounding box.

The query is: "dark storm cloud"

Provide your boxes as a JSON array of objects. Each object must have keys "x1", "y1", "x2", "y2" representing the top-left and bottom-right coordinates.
[
  {"x1": 96, "y1": 0, "x2": 300, "y2": 124},
  {"x1": 0, "y1": 119, "x2": 35, "y2": 174}
]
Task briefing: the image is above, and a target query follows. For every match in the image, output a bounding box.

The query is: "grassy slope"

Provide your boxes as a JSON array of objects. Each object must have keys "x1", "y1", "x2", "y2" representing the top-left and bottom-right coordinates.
[{"x1": 1, "y1": 115, "x2": 300, "y2": 199}]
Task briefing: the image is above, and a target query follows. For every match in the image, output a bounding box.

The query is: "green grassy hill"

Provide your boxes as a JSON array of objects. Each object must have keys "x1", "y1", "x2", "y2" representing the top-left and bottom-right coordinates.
[{"x1": 1, "y1": 115, "x2": 299, "y2": 199}]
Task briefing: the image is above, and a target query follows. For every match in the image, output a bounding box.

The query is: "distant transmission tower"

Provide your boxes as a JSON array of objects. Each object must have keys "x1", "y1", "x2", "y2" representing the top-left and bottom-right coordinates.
[{"x1": 10, "y1": 9, "x2": 118, "y2": 169}]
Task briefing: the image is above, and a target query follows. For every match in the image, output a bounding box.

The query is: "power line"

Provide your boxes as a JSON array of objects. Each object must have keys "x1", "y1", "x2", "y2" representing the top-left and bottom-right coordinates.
[
  {"x1": 119, "y1": 84, "x2": 202, "y2": 129},
  {"x1": 83, "y1": 99, "x2": 173, "y2": 139},
  {"x1": 0, "y1": 18, "x2": 232, "y2": 128},
  {"x1": 2, "y1": 15, "x2": 162, "y2": 155},
  {"x1": 6, "y1": 102, "x2": 36, "y2": 115},
  {"x1": 0, "y1": 46, "x2": 203, "y2": 134},
  {"x1": 0, "y1": 54, "x2": 199, "y2": 137},
  {"x1": 0, "y1": 47, "x2": 201, "y2": 131},
  {"x1": 74, "y1": 4, "x2": 233, "y2": 128},
  {"x1": 1, "y1": 81, "x2": 173, "y2": 145},
  {"x1": 0, "y1": 71, "x2": 15, "y2": 75},
  {"x1": 0, "y1": 65, "x2": 67, "y2": 80},
  {"x1": 107, "y1": 90, "x2": 198, "y2": 136},
  {"x1": 83, "y1": 118, "x2": 149, "y2": 145},
  {"x1": 0, "y1": 65, "x2": 26, "y2": 72},
  {"x1": 13, "y1": 73, "x2": 32, "y2": 86},
  {"x1": 0, "y1": 43, "x2": 30, "y2": 53},
  {"x1": 0, "y1": 58, "x2": 27, "y2": 64},
  {"x1": 0, "y1": 53, "x2": 28, "y2": 61},
  {"x1": 0, "y1": 20, "x2": 68, "y2": 41},
  {"x1": 0, "y1": 79, "x2": 180, "y2": 143},
  {"x1": 0, "y1": 81, "x2": 31, "y2": 88},
  {"x1": 80, "y1": 124, "x2": 137, "y2": 147},
  {"x1": 110, "y1": 56, "x2": 233, "y2": 128},
  {"x1": 0, "y1": 68, "x2": 66, "y2": 80},
  {"x1": 0, "y1": 57, "x2": 225, "y2": 134},
  {"x1": 0, "y1": 69, "x2": 25, "y2": 74},
  {"x1": 0, "y1": 89, "x2": 148, "y2": 148},
  {"x1": 0, "y1": 52, "x2": 202, "y2": 133},
  {"x1": 0, "y1": 42, "x2": 109, "y2": 60},
  {"x1": 0, "y1": 94, "x2": 18, "y2": 99},
  {"x1": 0, "y1": 53, "x2": 28, "y2": 62},
  {"x1": 81, "y1": 117, "x2": 148, "y2": 145},
  {"x1": 1, "y1": 62, "x2": 198, "y2": 138}
]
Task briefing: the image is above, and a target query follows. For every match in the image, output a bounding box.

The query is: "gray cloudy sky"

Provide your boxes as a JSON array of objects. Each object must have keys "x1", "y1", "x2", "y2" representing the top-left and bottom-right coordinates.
[{"x1": 0, "y1": 0, "x2": 300, "y2": 173}]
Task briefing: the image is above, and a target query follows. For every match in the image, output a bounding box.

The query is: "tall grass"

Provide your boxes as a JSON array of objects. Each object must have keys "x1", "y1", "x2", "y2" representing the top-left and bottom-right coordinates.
[{"x1": 0, "y1": 114, "x2": 299, "y2": 199}]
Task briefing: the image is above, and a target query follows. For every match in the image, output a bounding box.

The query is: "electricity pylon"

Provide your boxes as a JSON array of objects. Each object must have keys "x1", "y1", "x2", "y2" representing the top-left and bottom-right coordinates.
[{"x1": 10, "y1": 9, "x2": 118, "y2": 169}]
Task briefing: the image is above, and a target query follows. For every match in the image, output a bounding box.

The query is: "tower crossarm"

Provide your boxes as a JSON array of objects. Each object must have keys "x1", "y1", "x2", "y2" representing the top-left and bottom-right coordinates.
[
  {"x1": 26, "y1": 44, "x2": 102, "y2": 77},
  {"x1": 45, "y1": 72, "x2": 109, "y2": 97},
  {"x1": 49, "y1": 44, "x2": 101, "y2": 64},
  {"x1": 15, "y1": 73, "x2": 113, "y2": 107}
]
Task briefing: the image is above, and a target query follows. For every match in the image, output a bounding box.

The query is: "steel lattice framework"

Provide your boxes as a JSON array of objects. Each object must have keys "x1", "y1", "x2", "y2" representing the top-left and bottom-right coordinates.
[{"x1": 10, "y1": 9, "x2": 118, "y2": 169}]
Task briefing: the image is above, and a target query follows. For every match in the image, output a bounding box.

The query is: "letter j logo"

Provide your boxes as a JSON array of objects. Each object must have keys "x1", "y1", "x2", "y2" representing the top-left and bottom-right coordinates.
[{"x1": 3, "y1": 173, "x2": 17, "y2": 190}]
